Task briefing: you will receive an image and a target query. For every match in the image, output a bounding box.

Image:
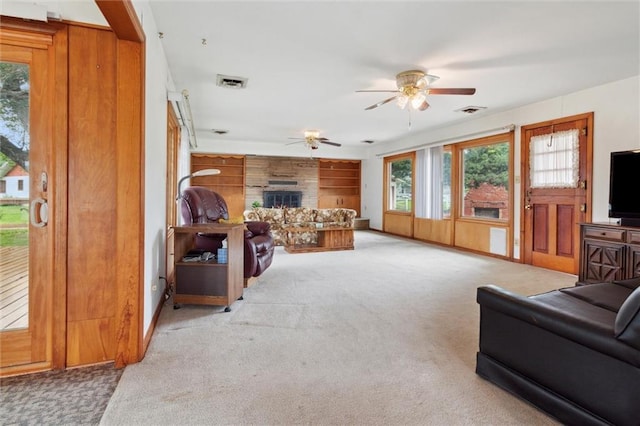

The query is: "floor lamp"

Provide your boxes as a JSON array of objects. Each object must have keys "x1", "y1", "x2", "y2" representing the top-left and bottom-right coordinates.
[{"x1": 176, "y1": 168, "x2": 221, "y2": 201}]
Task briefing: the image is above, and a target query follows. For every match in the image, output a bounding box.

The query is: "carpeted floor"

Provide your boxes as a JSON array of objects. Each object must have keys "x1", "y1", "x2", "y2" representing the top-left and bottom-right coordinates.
[
  {"x1": 0, "y1": 362, "x2": 123, "y2": 425},
  {"x1": 101, "y1": 230, "x2": 576, "y2": 425}
]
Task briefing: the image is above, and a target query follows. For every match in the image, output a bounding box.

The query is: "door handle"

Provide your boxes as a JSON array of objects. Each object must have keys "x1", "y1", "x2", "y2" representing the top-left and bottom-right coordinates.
[
  {"x1": 30, "y1": 197, "x2": 48, "y2": 227},
  {"x1": 524, "y1": 204, "x2": 532, "y2": 210}
]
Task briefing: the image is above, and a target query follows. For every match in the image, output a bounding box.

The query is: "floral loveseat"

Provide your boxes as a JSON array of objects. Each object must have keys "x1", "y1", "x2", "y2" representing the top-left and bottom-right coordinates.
[{"x1": 243, "y1": 207, "x2": 356, "y2": 246}]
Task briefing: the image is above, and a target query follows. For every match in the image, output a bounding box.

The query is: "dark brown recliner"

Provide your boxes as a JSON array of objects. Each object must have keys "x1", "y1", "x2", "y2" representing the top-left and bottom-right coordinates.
[{"x1": 180, "y1": 186, "x2": 275, "y2": 281}]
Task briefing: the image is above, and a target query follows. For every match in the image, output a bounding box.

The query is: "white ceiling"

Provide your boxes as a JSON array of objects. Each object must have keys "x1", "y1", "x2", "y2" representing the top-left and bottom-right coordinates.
[{"x1": 150, "y1": 1, "x2": 639, "y2": 152}]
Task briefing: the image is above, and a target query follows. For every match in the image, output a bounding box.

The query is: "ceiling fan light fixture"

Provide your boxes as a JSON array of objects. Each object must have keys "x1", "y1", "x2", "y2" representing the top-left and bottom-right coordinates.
[
  {"x1": 397, "y1": 95, "x2": 409, "y2": 109},
  {"x1": 304, "y1": 130, "x2": 320, "y2": 141},
  {"x1": 411, "y1": 92, "x2": 426, "y2": 109}
]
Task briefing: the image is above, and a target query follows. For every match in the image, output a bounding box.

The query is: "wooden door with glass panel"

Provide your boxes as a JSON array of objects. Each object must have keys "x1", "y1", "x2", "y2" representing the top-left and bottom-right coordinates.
[
  {"x1": 1, "y1": 40, "x2": 55, "y2": 371},
  {"x1": 522, "y1": 113, "x2": 593, "y2": 274}
]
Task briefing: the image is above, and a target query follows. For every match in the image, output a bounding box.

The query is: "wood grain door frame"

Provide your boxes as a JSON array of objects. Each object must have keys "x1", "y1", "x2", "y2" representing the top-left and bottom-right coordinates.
[
  {"x1": 520, "y1": 112, "x2": 593, "y2": 273},
  {"x1": 0, "y1": 20, "x2": 69, "y2": 375}
]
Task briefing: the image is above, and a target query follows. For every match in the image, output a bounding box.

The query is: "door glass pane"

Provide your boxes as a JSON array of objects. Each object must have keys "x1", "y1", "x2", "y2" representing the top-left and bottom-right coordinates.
[
  {"x1": 388, "y1": 158, "x2": 412, "y2": 212},
  {"x1": 0, "y1": 62, "x2": 30, "y2": 331},
  {"x1": 529, "y1": 129, "x2": 580, "y2": 188},
  {"x1": 461, "y1": 142, "x2": 509, "y2": 220}
]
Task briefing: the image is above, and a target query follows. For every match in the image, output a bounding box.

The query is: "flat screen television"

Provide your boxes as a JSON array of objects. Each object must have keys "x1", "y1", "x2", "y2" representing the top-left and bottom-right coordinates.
[{"x1": 608, "y1": 149, "x2": 640, "y2": 227}]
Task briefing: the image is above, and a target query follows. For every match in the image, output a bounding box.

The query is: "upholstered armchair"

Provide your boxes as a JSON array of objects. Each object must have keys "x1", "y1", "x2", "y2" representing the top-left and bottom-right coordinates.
[{"x1": 180, "y1": 186, "x2": 275, "y2": 282}]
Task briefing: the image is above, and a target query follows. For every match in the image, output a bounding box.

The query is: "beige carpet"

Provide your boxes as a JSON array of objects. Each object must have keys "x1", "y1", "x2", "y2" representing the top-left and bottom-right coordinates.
[{"x1": 101, "y1": 231, "x2": 576, "y2": 425}]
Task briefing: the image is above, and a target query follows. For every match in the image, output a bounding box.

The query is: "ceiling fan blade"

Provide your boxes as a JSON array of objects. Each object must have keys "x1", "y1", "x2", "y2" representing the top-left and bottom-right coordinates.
[
  {"x1": 427, "y1": 88, "x2": 476, "y2": 95},
  {"x1": 356, "y1": 90, "x2": 400, "y2": 93},
  {"x1": 320, "y1": 140, "x2": 342, "y2": 147},
  {"x1": 365, "y1": 95, "x2": 398, "y2": 111},
  {"x1": 418, "y1": 100, "x2": 430, "y2": 111},
  {"x1": 286, "y1": 140, "x2": 304, "y2": 146}
]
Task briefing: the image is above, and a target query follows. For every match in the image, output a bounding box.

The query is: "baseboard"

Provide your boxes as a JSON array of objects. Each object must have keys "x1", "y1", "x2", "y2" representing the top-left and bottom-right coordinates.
[{"x1": 141, "y1": 291, "x2": 165, "y2": 359}]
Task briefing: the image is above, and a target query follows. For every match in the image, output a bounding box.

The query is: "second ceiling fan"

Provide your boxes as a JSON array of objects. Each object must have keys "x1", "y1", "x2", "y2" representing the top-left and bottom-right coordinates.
[
  {"x1": 357, "y1": 69, "x2": 476, "y2": 111},
  {"x1": 287, "y1": 130, "x2": 342, "y2": 150}
]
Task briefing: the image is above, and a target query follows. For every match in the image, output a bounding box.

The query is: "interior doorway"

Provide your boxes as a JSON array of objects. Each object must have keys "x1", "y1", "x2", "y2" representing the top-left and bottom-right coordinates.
[{"x1": 521, "y1": 112, "x2": 593, "y2": 274}]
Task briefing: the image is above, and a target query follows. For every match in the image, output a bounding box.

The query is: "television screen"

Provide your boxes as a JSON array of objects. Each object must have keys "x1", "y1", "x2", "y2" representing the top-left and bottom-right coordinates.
[{"x1": 608, "y1": 150, "x2": 640, "y2": 220}]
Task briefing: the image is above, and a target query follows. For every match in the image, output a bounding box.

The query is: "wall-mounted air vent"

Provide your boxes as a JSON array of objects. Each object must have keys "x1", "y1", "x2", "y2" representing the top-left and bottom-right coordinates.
[
  {"x1": 456, "y1": 106, "x2": 487, "y2": 114},
  {"x1": 361, "y1": 140, "x2": 375, "y2": 144},
  {"x1": 212, "y1": 129, "x2": 229, "y2": 135},
  {"x1": 216, "y1": 74, "x2": 248, "y2": 89}
]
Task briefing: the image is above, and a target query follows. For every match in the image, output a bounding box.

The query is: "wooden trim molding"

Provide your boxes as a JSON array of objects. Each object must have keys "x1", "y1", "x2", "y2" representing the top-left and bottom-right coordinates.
[{"x1": 95, "y1": 0, "x2": 144, "y2": 42}]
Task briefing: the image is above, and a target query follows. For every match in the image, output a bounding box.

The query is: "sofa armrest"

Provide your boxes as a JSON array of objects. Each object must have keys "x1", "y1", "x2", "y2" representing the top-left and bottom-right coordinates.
[{"x1": 477, "y1": 285, "x2": 640, "y2": 366}]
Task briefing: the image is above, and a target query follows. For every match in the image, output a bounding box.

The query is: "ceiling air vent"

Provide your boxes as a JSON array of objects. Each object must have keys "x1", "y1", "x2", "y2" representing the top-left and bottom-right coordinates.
[
  {"x1": 216, "y1": 74, "x2": 248, "y2": 89},
  {"x1": 456, "y1": 106, "x2": 487, "y2": 115}
]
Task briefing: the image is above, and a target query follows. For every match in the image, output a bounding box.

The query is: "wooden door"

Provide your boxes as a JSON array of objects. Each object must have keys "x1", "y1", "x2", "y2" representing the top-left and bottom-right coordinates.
[
  {"x1": 0, "y1": 36, "x2": 57, "y2": 372},
  {"x1": 522, "y1": 113, "x2": 593, "y2": 274}
]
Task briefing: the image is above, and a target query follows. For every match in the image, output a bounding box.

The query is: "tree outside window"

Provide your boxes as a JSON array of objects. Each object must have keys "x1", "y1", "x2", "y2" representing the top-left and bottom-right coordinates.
[
  {"x1": 388, "y1": 158, "x2": 412, "y2": 212},
  {"x1": 462, "y1": 142, "x2": 509, "y2": 219}
]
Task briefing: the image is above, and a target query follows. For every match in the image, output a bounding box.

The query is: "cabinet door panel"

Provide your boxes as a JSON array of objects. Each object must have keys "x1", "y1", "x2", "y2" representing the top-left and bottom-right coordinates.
[
  {"x1": 582, "y1": 239, "x2": 625, "y2": 283},
  {"x1": 628, "y1": 245, "x2": 640, "y2": 278}
]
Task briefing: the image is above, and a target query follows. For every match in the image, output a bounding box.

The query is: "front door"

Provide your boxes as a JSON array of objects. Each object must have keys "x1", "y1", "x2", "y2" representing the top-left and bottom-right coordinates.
[
  {"x1": 522, "y1": 113, "x2": 593, "y2": 274},
  {"x1": 1, "y1": 35, "x2": 57, "y2": 372}
]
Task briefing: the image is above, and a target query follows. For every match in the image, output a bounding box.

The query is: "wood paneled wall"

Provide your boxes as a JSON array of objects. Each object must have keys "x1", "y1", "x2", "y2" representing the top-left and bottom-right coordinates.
[{"x1": 65, "y1": 25, "x2": 142, "y2": 368}]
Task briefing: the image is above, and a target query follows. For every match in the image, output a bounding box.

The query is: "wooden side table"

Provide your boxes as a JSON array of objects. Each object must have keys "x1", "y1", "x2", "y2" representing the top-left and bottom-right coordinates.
[{"x1": 172, "y1": 223, "x2": 244, "y2": 311}]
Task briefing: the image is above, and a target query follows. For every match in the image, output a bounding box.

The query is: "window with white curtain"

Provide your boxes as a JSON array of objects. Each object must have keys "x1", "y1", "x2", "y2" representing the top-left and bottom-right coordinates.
[
  {"x1": 415, "y1": 146, "x2": 445, "y2": 219},
  {"x1": 529, "y1": 129, "x2": 579, "y2": 188}
]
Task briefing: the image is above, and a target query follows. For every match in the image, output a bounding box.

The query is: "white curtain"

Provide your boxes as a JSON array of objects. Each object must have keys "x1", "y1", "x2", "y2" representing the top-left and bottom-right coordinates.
[
  {"x1": 414, "y1": 149, "x2": 427, "y2": 218},
  {"x1": 530, "y1": 129, "x2": 579, "y2": 188},
  {"x1": 427, "y1": 146, "x2": 443, "y2": 219},
  {"x1": 415, "y1": 146, "x2": 444, "y2": 219}
]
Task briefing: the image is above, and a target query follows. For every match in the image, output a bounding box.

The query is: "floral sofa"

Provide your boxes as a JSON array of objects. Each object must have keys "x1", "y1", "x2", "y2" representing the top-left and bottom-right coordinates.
[{"x1": 243, "y1": 207, "x2": 356, "y2": 246}]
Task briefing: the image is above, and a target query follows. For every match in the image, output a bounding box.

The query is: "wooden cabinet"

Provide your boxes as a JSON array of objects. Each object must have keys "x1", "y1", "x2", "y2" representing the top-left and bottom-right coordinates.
[
  {"x1": 318, "y1": 159, "x2": 361, "y2": 215},
  {"x1": 191, "y1": 154, "x2": 245, "y2": 217},
  {"x1": 579, "y1": 223, "x2": 640, "y2": 284},
  {"x1": 172, "y1": 224, "x2": 244, "y2": 311}
]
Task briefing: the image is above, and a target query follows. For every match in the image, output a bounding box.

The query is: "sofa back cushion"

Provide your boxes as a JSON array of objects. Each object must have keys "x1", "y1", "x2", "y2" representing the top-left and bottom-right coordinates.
[
  {"x1": 615, "y1": 286, "x2": 640, "y2": 350},
  {"x1": 181, "y1": 186, "x2": 229, "y2": 224},
  {"x1": 285, "y1": 207, "x2": 315, "y2": 224},
  {"x1": 559, "y1": 283, "x2": 633, "y2": 313},
  {"x1": 246, "y1": 207, "x2": 284, "y2": 223},
  {"x1": 315, "y1": 208, "x2": 356, "y2": 226}
]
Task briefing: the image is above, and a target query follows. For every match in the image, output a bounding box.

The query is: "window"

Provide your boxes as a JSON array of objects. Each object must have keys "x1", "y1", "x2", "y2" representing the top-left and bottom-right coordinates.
[
  {"x1": 461, "y1": 141, "x2": 510, "y2": 220},
  {"x1": 17, "y1": 179, "x2": 24, "y2": 191},
  {"x1": 529, "y1": 129, "x2": 579, "y2": 188},
  {"x1": 387, "y1": 156, "x2": 412, "y2": 212},
  {"x1": 0, "y1": 180, "x2": 6, "y2": 193}
]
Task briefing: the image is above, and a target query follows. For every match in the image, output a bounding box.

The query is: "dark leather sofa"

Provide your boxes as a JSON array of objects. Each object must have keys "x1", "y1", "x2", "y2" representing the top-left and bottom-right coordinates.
[
  {"x1": 180, "y1": 186, "x2": 275, "y2": 282},
  {"x1": 476, "y1": 277, "x2": 640, "y2": 426}
]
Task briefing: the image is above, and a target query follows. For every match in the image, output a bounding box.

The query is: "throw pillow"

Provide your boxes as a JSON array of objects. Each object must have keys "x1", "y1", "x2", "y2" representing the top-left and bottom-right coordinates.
[
  {"x1": 614, "y1": 286, "x2": 640, "y2": 350},
  {"x1": 219, "y1": 215, "x2": 245, "y2": 224}
]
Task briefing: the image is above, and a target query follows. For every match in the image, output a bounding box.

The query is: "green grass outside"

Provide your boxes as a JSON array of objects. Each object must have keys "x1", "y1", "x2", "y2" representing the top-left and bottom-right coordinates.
[
  {"x1": 0, "y1": 205, "x2": 29, "y2": 224},
  {"x1": 0, "y1": 205, "x2": 29, "y2": 247},
  {"x1": 0, "y1": 229, "x2": 28, "y2": 246},
  {"x1": 394, "y1": 199, "x2": 412, "y2": 212}
]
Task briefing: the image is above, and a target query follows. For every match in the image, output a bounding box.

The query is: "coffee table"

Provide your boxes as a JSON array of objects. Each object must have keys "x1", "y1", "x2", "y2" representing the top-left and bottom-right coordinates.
[{"x1": 284, "y1": 226, "x2": 354, "y2": 253}]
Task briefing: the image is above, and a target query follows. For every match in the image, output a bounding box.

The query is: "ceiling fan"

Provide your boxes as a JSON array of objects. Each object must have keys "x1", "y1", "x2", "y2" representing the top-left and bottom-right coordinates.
[
  {"x1": 357, "y1": 70, "x2": 476, "y2": 111},
  {"x1": 287, "y1": 130, "x2": 342, "y2": 150}
]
